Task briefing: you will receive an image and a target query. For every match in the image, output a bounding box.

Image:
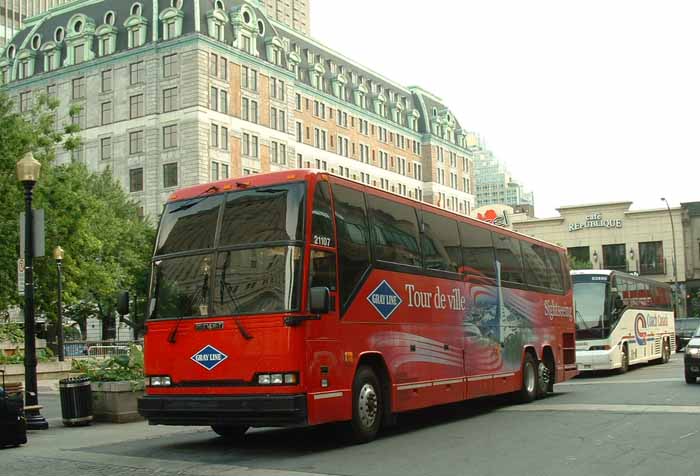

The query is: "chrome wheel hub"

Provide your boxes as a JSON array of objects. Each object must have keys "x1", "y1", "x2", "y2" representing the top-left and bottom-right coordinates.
[
  {"x1": 358, "y1": 383, "x2": 378, "y2": 429},
  {"x1": 525, "y1": 363, "x2": 536, "y2": 394},
  {"x1": 538, "y1": 362, "x2": 550, "y2": 388}
]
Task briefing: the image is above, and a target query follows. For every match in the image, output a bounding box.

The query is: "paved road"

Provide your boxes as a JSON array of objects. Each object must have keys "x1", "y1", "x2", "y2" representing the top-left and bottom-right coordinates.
[{"x1": 4, "y1": 354, "x2": 700, "y2": 476}]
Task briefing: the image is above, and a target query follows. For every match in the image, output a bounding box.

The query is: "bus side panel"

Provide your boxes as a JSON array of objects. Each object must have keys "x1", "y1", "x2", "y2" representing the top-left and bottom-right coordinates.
[{"x1": 305, "y1": 339, "x2": 353, "y2": 426}]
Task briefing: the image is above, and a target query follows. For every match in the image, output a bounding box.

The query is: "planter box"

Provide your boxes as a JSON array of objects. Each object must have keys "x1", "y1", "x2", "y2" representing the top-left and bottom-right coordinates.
[
  {"x1": 90, "y1": 381, "x2": 144, "y2": 423},
  {"x1": 0, "y1": 361, "x2": 72, "y2": 384}
]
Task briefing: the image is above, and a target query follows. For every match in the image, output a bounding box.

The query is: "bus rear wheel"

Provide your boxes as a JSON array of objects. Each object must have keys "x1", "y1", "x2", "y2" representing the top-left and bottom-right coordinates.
[
  {"x1": 536, "y1": 358, "x2": 553, "y2": 398},
  {"x1": 661, "y1": 339, "x2": 671, "y2": 364},
  {"x1": 345, "y1": 366, "x2": 382, "y2": 444},
  {"x1": 518, "y1": 353, "x2": 538, "y2": 403},
  {"x1": 211, "y1": 425, "x2": 249, "y2": 440}
]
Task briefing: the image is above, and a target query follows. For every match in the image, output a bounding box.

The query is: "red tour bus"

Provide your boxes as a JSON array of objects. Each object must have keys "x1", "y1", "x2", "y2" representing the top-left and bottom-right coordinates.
[{"x1": 138, "y1": 170, "x2": 577, "y2": 442}]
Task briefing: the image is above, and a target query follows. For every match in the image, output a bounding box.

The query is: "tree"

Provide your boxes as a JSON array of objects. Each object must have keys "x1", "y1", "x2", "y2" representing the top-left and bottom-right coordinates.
[
  {"x1": 568, "y1": 256, "x2": 593, "y2": 270},
  {"x1": 0, "y1": 90, "x2": 155, "y2": 338}
]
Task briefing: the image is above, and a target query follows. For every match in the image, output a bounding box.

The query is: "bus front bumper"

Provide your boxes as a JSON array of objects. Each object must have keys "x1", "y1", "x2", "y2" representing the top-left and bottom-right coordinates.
[
  {"x1": 576, "y1": 349, "x2": 618, "y2": 371},
  {"x1": 138, "y1": 394, "x2": 308, "y2": 427}
]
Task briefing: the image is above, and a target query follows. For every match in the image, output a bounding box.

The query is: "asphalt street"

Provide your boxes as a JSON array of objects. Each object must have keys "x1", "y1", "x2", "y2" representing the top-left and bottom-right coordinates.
[{"x1": 4, "y1": 353, "x2": 700, "y2": 476}]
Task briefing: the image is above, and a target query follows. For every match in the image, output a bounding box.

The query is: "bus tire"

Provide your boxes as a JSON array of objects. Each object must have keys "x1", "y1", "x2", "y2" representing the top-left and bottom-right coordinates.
[
  {"x1": 211, "y1": 425, "x2": 249, "y2": 440},
  {"x1": 618, "y1": 345, "x2": 629, "y2": 374},
  {"x1": 661, "y1": 339, "x2": 671, "y2": 364},
  {"x1": 346, "y1": 366, "x2": 382, "y2": 444},
  {"x1": 518, "y1": 353, "x2": 538, "y2": 403},
  {"x1": 536, "y1": 357, "x2": 554, "y2": 398}
]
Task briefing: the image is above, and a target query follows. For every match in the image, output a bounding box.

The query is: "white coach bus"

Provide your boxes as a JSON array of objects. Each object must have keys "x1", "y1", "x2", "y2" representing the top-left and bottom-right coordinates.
[{"x1": 573, "y1": 270, "x2": 675, "y2": 373}]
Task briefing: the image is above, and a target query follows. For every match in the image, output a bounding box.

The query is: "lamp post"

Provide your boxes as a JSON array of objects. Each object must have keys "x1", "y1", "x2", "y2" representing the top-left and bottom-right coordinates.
[
  {"x1": 16, "y1": 152, "x2": 48, "y2": 430},
  {"x1": 661, "y1": 197, "x2": 680, "y2": 317},
  {"x1": 53, "y1": 246, "x2": 65, "y2": 362}
]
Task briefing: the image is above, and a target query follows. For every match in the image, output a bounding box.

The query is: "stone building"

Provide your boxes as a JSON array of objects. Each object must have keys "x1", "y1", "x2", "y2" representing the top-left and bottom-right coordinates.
[
  {"x1": 512, "y1": 201, "x2": 687, "y2": 316},
  {"x1": 1, "y1": 0, "x2": 476, "y2": 219}
]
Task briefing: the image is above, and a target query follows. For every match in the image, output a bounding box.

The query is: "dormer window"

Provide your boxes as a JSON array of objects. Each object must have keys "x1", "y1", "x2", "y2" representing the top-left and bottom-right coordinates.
[
  {"x1": 64, "y1": 14, "x2": 96, "y2": 66},
  {"x1": 207, "y1": 5, "x2": 228, "y2": 42},
  {"x1": 124, "y1": 7, "x2": 148, "y2": 49},
  {"x1": 96, "y1": 14, "x2": 118, "y2": 57},
  {"x1": 40, "y1": 42, "x2": 61, "y2": 71},
  {"x1": 266, "y1": 36, "x2": 283, "y2": 66},
  {"x1": 159, "y1": 4, "x2": 184, "y2": 41}
]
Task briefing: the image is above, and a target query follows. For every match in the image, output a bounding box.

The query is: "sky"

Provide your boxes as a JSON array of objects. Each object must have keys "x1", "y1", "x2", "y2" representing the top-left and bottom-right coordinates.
[{"x1": 311, "y1": 0, "x2": 700, "y2": 217}]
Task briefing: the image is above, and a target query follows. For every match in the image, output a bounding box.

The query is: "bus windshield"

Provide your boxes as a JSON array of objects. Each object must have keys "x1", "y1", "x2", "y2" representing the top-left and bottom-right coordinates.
[
  {"x1": 573, "y1": 277, "x2": 612, "y2": 340},
  {"x1": 149, "y1": 183, "x2": 306, "y2": 320}
]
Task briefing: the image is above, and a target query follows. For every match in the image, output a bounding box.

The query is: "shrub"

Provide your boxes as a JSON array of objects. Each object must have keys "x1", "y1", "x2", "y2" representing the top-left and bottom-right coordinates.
[{"x1": 71, "y1": 344, "x2": 144, "y2": 389}]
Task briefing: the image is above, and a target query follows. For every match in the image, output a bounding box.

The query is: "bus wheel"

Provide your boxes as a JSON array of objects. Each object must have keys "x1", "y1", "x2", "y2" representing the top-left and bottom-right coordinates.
[
  {"x1": 618, "y1": 345, "x2": 629, "y2": 374},
  {"x1": 347, "y1": 366, "x2": 382, "y2": 443},
  {"x1": 211, "y1": 425, "x2": 249, "y2": 440},
  {"x1": 661, "y1": 339, "x2": 671, "y2": 364},
  {"x1": 518, "y1": 353, "x2": 538, "y2": 403},
  {"x1": 536, "y1": 359, "x2": 552, "y2": 398}
]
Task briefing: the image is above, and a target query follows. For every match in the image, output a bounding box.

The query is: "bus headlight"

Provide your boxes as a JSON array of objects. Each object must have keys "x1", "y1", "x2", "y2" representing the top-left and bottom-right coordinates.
[
  {"x1": 256, "y1": 373, "x2": 298, "y2": 385},
  {"x1": 147, "y1": 376, "x2": 172, "y2": 387}
]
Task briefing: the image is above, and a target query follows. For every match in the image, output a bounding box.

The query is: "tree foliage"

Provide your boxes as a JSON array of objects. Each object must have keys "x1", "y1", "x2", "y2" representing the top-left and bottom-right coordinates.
[
  {"x1": 0, "y1": 91, "x2": 155, "y2": 335},
  {"x1": 568, "y1": 256, "x2": 593, "y2": 270}
]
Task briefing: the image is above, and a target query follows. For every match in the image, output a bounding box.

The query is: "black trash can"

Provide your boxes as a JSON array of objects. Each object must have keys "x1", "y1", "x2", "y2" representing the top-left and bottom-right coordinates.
[{"x1": 59, "y1": 376, "x2": 92, "y2": 427}]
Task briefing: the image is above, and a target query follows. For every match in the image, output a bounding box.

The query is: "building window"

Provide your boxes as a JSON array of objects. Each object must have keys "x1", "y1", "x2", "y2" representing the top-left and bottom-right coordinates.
[
  {"x1": 567, "y1": 246, "x2": 590, "y2": 265},
  {"x1": 220, "y1": 90, "x2": 228, "y2": 114},
  {"x1": 163, "y1": 163, "x2": 178, "y2": 188},
  {"x1": 210, "y1": 53, "x2": 218, "y2": 76},
  {"x1": 163, "y1": 54, "x2": 178, "y2": 77},
  {"x1": 271, "y1": 107, "x2": 278, "y2": 130},
  {"x1": 101, "y1": 101, "x2": 112, "y2": 125},
  {"x1": 603, "y1": 244, "x2": 627, "y2": 272},
  {"x1": 73, "y1": 44, "x2": 85, "y2": 64},
  {"x1": 241, "y1": 66, "x2": 258, "y2": 91},
  {"x1": 210, "y1": 124, "x2": 219, "y2": 148},
  {"x1": 72, "y1": 77, "x2": 86, "y2": 100},
  {"x1": 129, "y1": 168, "x2": 144, "y2": 192},
  {"x1": 221, "y1": 126, "x2": 229, "y2": 150},
  {"x1": 220, "y1": 57, "x2": 228, "y2": 80},
  {"x1": 295, "y1": 93, "x2": 302, "y2": 111},
  {"x1": 271, "y1": 141, "x2": 287, "y2": 165},
  {"x1": 129, "y1": 130, "x2": 145, "y2": 155},
  {"x1": 163, "y1": 124, "x2": 178, "y2": 149},
  {"x1": 101, "y1": 70, "x2": 112, "y2": 92},
  {"x1": 100, "y1": 137, "x2": 112, "y2": 160},
  {"x1": 71, "y1": 145, "x2": 84, "y2": 162},
  {"x1": 242, "y1": 133, "x2": 259, "y2": 157},
  {"x1": 19, "y1": 92, "x2": 31, "y2": 113},
  {"x1": 130, "y1": 94, "x2": 144, "y2": 118},
  {"x1": 130, "y1": 61, "x2": 144, "y2": 85},
  {"x1": 210, "y1": 86, "x2": 218, "y2": 111},
  {"x1": 211, "y1": 161, "x2": 220, "y2": 181},
  {"x1": 163, "y1": 87, "x2": 178, "y2": 113},
  {"x1": 296, "y1": 122, "x2": 302, "y2": 142},
  {"x1": 639, "y1": 241, "x2": 665, "y2": 275}
]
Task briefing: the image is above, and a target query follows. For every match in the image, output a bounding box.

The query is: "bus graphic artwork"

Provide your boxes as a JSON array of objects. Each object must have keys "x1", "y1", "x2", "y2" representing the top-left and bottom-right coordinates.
[
  {"x1": 137, "y1": 170, "x2": 578, "y2": 443},
  {"x1": 634, "y1": 314, "x2": 647, "y2": 346}
]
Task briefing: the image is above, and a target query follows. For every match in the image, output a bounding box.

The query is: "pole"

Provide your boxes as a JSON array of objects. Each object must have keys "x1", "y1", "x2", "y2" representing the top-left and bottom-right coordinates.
[
  {"x1": 23, "y1": 182, "x2": 48, "y2": 430},
  {"x1": 663, "y1": 198, "x2": 680, "y2": 317},
  {"x1": 56, "y1": 259, "x2": 64, "y2": 362}
]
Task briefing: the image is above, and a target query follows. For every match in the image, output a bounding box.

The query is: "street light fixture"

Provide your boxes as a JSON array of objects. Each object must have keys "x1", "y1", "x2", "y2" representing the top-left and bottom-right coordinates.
[
  {"x1": 16, "y1": 152, "x2": 48, "y2": 430},
  {"x1": 661, "y1": 197, "x2": 680, "y2": 317},
  {"x1": 53, "y1": 246, "x2": 65, "y2": 362}
]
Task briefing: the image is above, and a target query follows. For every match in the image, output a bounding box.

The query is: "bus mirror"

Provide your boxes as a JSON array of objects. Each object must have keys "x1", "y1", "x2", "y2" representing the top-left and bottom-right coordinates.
[
  {"x1": 309, "y1": 287, "x2": 331, "y2": 315},
  {"x1": 117, "y1": 291, "x2": 130, "y2": 316}
]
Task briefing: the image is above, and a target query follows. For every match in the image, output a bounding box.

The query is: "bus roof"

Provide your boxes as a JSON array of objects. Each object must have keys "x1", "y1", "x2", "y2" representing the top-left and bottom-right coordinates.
[{"x1": 166, "y1": 169, "x2": 566, "y2": 253}]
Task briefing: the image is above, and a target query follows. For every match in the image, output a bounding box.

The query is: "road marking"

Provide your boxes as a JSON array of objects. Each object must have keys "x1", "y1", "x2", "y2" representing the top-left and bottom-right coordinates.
[
  {"x1": 680, "y1": 431, "x2": 698, "y2": 440},
  {"x1": 502, "y1": 403, "x2": 700, "y2": 414},
  {"x1": 556, "y1": 377, "x2": 683, "y2": 386}
]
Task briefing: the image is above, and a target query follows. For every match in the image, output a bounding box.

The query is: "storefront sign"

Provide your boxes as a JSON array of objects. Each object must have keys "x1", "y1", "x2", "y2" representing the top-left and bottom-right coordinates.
[{"x1": 569, "y1": 212, "x2": 622, "y2": 232}]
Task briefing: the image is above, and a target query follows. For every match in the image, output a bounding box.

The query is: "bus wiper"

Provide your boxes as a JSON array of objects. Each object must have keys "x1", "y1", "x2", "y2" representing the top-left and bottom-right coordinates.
[
  {"x1": 218, "y1": 256, "x2": 253, "y2": 341},
  {"x1": 169, "y1": 260, "x2": 210, "y2": 344},
  {"x1": 575, "y1": 309, "x2": 590, "y2": 330}
]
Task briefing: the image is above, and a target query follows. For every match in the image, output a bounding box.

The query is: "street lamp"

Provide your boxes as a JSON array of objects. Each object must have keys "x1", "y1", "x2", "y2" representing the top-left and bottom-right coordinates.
[
  {"x1": 661, "y1": 197, "x2": 680, "y2": 317},
  {"x1": 53, "y1": 246, "x2": 65, "y2": 362},
  {"x1": 16, "y1": 152, "x2": 48, "y2": 430}
]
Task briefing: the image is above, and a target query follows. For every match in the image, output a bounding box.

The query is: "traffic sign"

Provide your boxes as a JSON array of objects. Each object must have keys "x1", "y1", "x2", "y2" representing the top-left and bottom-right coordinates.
[{"x1": 17, "y1": 258, "x2": 25, "y2": 296}]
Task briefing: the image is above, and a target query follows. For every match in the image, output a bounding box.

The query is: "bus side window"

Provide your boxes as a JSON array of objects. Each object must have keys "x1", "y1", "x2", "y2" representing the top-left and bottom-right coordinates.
[
  {"x1": 494, "y1": 234, "x2": 525, "y2": 284},
  {"x1": 309, "y1": 250, "x2": 337, "y2": 310},
  {"x1": 312, "y1": 181, "x2": 335, "y2": 248},
  {"x1": 367, "y1": 194, "x2": 422, "y2": 267},
  {"x1": 331, "y1": 184, "x2": 371, "y2": 310},
  {"x1": 458, "y1": 222, "x2": 496, "y2": 278},
  {"x1": 421, "y1": 211, "x2": 461, "y2": 273}
]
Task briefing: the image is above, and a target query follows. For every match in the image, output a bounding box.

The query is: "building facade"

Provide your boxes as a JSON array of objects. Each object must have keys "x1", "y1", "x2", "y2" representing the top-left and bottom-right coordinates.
[
  {"x1": 473, "y1": 148, "x2": 534, "y2": 212},
  {"x1": 0, "y1": 0, "x2": 476, "y2": 220},
  {"x1": 0, "y1": 0, "x2": 76, "y2": 47},
  {"x1": 260, "y1": 0, "x2": 308, "y2": 35},
  {"x1": 682, "y1": 202, "x2": 700, "y2": 316},
  {"x1": 512, "y1": 201, "x2": 687, "y2": 316}
]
